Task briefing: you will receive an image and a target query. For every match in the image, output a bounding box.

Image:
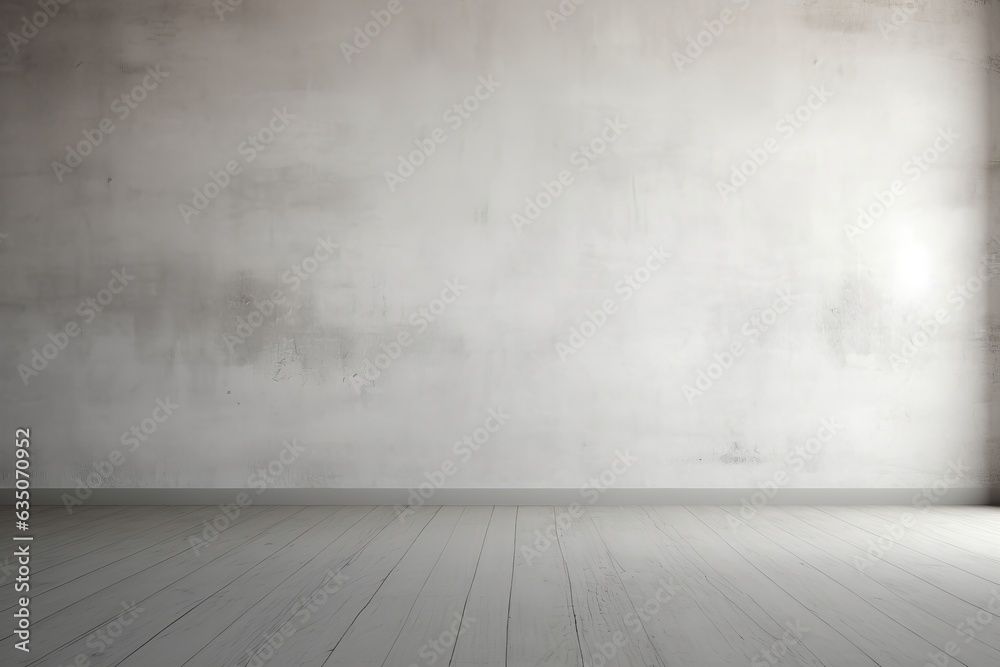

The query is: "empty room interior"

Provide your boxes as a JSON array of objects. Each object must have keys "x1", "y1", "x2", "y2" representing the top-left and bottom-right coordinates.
[{"x1": 3, "y1": 0, "x2": 1000, "y2": 665}]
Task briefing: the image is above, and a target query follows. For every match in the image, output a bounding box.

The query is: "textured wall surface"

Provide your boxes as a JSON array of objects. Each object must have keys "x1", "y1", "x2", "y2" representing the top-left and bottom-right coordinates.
[{"x1": 0, "y1": 0, "x2": 996, "y2": 490}]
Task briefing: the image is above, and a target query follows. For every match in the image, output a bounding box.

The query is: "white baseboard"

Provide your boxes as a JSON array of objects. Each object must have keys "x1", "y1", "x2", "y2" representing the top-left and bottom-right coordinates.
[{"x1": 9, "y1": 487, "x2": 997, "y2": 506}]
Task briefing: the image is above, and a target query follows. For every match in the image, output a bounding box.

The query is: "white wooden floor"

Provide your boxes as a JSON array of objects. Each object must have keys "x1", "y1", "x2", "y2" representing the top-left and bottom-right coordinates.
[{"x1": 3, "y1": 505, "x2": 1000, "y2": 666}]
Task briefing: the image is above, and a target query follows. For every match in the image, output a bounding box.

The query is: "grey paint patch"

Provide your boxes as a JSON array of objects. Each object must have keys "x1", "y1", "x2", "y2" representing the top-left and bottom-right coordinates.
[{"x1": 717, "y1": 442, "x2": 762, "y2": 465}]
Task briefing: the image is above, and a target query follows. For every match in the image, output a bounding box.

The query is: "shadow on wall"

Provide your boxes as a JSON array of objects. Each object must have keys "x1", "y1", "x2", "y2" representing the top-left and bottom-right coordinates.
[{"x1": 990, "y1": 3, "x2": 1000, "y2": 507}]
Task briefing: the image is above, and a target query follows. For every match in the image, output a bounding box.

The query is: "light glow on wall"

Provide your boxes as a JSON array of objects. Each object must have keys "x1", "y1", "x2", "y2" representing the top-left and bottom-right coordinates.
[{"x1": 893, "y1": 235, "x2": 930, "y2": 301}]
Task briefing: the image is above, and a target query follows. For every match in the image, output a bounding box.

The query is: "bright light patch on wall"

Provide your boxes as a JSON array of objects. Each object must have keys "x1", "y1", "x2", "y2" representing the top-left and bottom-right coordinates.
[{"x1": 893, "y1": 238, "x2": 930, "y2": 301}]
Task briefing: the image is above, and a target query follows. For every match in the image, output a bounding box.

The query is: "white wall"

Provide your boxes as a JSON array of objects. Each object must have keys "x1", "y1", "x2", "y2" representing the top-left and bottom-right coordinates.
[{"x1": 0, "y1": 0, "x2": 995, "y2": 490}]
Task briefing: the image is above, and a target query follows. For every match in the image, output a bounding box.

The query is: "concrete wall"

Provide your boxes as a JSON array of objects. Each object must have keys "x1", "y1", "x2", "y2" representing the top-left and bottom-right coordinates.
[
  {"x1": 0, "y1": 0, "x2": 995, "y2": 491},
  {"x1": 988, "y1": 0, "x2": 1000, "y2": 505}
]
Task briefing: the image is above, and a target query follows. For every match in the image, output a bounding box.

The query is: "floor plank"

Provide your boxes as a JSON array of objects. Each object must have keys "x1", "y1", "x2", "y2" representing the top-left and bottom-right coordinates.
[
  {"x1": 450, "y1": 506, "x2": 517, "y2": 667},
  {"x1": 723, "y1": 506, "x2": 1000, "y2": 664},
  {"x1": 642, "y1": 506, "x2": 877, "y2": 666},
  {"x1": 115, "y1": 506, "x2": 385, "y2": 666},
  {"x1": 506, "y1": 506, "x2": 583, "y2": 666},
  {"x1": 1, "y1": 504, "x2": 68, "y2": 533},
  {"x1": 932, "y1": 507, "x2": 1000, "y2": 536},
  {"x1": 858, "y1": 506, "x2": 1000, "y2": 550},
  {"x1": 323, "y1": 506, "x2": 466, "y2": 666},
  {"x1": 593, "y1": 506, "x2": 828, "y2": 666},
  {"x1": 23, "y1": 507, "x2": 185, "y2": 570},
  {"x1": 769, "y1": 506, "x2": 1000, "y2": 652},
  {"x1": 378, "y1": 505, "x2": 492, "y2": 667},
  {"x1": 0, "y1": 506, "x2": 295, "y2": 658},
  {"x1": 0, "y1": 505, "x2": 245, "y2": 619},
  {"x1": 30, "y1": 506, "x2": 203, "y2": 571},
  {"x1": 0, "y1": 505, "x2": 133, "y2": 543},
  {"x1": 822, "y1": 506, "x2": 1000, "y2": 585},
  {"x1": 5, "y1": 505, "x2": 998, "y2": 667},
  {"x1": 26, "y1": 506, "x2": 317, "y2": 667},
  {"x1": 555, "y1": 506, "x2": 665, "y2": 666},
  {"x1": 188, "y1": 506, "x2": 441, "y2": 667},
  {"x1": 692, "y1": 506, "x2": 943, "y2": 666}
]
